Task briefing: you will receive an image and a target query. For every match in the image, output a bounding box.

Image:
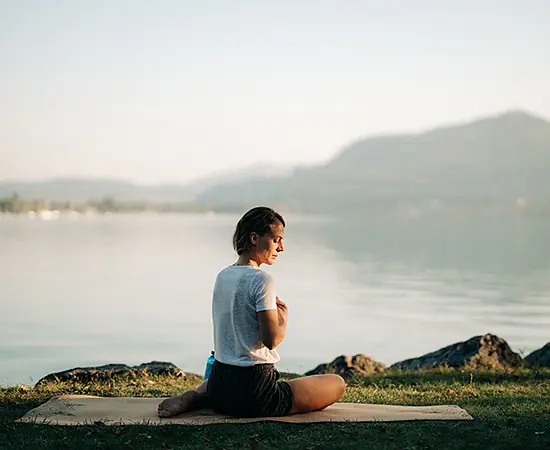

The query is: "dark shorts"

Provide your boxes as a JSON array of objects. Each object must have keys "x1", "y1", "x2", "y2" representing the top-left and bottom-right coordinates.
[{"x1": 206, "y1": 360, "x2": 293, "y2": 418}]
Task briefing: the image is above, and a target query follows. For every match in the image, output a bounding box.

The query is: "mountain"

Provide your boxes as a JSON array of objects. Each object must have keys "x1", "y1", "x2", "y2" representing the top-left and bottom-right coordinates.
[
  {"x1": 183, "y1": 163, "x2": 294, "y2": 198},
  {"x1": 0, "y1": 178, "x2": 192, "y2": 203},
  {"x1": 197, "y1": 110, "x2": 550, "y2": 212},
  {"x1": 0, "y1": 164, "x2": 295, "y2": 203},
  {"x1": 3, "y1": 110, "x2": 548, "y2": 213}
]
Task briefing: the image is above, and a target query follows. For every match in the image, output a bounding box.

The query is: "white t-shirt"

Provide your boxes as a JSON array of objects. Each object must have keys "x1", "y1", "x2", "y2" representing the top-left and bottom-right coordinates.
[{"x1": 212, "y1": 265, "x2": 280, "y2": 366}]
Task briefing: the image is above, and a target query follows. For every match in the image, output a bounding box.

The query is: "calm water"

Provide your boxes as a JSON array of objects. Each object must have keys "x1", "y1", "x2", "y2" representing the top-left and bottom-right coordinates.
[{"x1": 1, "y1": 212, "x2": 549, "y2": 386}]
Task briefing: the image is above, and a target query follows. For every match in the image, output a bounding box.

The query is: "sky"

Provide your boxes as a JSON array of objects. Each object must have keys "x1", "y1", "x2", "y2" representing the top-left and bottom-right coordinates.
[{"x1": 1, "y1": 0, "x2": 549, "y2": 184}]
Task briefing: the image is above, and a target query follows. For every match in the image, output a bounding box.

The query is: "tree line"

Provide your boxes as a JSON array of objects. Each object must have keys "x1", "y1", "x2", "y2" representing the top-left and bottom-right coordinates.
[{"x1": 0, "y1": 193, "x2": 213, "y2": 214}]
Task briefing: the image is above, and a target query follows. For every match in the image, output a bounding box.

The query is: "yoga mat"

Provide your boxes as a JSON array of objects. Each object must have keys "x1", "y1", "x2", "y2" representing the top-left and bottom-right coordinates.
[{"x1": 17, "y1": 395, "x2": 473, "y2": 425}]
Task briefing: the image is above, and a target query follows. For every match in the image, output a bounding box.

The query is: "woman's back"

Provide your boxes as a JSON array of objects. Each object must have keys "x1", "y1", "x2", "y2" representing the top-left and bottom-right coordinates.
[{"x1": 212, "y1": 265, "x2": 280, "y2": 366}]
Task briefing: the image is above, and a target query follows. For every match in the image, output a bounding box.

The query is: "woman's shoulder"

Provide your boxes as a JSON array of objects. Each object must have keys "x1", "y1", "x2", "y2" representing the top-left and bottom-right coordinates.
[{"x1": 249, "y1": 269, "x2": 275, "y2": 290}]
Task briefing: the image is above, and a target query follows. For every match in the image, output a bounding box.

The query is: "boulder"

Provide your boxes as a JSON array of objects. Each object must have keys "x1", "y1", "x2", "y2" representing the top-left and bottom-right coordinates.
[
  {"x1": 305, "y1": 354, "x2": 386, "y2": 380},
  {"x1": 525, "y1": 343, "x2": 550, "y2": 368},
  {"x1": 35, "y1": 361, "x2": 201, "y2": 386},
  {"x1": 390, "y1": 334, "x2": 525, "y2": 371}
]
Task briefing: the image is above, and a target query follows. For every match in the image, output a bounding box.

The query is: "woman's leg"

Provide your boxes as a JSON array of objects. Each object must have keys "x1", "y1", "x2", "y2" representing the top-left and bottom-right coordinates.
[
  {"x1": 286, "y1": 374, "x2": 346, "y2": 414},
  {"x1": 157, "y1": 380, "x2": 208, "y2": 418}
]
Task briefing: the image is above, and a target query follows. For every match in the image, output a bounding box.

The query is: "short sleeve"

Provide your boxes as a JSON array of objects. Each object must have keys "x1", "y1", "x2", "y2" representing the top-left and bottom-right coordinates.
[{"x1": 251, "y1": 271, "x2": 277, "y2": 312}]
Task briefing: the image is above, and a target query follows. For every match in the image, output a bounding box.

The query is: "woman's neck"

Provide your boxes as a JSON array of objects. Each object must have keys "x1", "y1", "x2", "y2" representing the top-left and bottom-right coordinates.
[{"x1": 234, "y1": 253, "x2": 260, "y2": 268}]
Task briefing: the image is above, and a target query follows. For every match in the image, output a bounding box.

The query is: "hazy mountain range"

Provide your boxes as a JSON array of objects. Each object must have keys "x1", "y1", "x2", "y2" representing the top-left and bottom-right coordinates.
[
  {"x1": 0, "y1": 164, "x2": 294, "y2": 204},
  {"x1": 197, "y1": 110, "x2": 550, "y2": 212},
  {"x1": 2, "y1": 110, "x2": 549, "y2": 213}
]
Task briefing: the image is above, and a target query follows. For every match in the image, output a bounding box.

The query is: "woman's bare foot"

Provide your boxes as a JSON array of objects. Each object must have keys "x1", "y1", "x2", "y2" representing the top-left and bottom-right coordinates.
[{"x1": 157, "y1": 390, "x2": 204, "y2": 418}]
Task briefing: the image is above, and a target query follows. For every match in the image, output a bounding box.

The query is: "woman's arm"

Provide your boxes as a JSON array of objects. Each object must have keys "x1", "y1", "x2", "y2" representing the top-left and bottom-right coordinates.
[{"x1": 257, "y1": 298, "x2": 287, "y2": 350}]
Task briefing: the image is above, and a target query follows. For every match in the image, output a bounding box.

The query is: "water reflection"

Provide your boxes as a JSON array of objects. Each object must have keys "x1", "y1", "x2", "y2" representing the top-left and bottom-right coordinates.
[{"x1": 0, "y1": 213, "x2": 548, "y2": 386}]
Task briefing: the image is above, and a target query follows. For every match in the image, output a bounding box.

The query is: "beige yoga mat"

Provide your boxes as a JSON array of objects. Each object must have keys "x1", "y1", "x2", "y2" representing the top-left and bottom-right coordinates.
[{"x1": 17, "y1": 395, "x2": 473, "y2": 425}]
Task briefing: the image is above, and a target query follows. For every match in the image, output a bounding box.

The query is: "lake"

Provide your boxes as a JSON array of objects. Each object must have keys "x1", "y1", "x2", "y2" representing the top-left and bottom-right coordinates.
[{"x1": 1, "y1": 212, "x2": 549, "y2": 386}]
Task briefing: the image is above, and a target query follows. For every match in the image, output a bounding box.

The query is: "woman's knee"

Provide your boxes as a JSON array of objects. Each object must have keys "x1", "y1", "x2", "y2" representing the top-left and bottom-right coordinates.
[
  {"x1": 317, "y1": 374, "x2": 346, "y2": 393},
  {"x1": 287, "y1": 374, "x2": 346, "y2": 409},
  {"x1": 330, "y1": 374, "x2": 347, "y2": 398}
]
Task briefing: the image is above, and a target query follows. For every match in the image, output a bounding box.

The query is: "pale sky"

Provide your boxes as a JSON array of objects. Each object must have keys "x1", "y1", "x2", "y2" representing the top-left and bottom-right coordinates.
[{"x1": 1, "y1": 0, "x2": 549, "y2": 184}]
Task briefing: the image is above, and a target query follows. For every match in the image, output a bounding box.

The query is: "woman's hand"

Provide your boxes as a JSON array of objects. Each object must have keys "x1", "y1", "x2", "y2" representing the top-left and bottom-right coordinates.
[{"x1": 276, "y1": 297, "x2": 288, "y2": 326}]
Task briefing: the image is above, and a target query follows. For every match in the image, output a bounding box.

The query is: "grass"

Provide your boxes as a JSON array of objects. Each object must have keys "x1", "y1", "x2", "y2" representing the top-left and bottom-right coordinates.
[{"x1": 1, "y1": 368, "x2": 549, "y2": 449}]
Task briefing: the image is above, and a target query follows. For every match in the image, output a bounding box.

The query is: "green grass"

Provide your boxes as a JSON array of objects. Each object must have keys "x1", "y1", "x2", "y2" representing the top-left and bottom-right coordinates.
[{"x1": 1, "y1": 369, "x2": 549, "y2": 449}]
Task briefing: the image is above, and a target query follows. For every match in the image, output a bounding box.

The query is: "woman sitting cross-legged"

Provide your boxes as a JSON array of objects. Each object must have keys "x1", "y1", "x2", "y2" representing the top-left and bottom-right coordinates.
[{"x1": 157, "y1": 206, "x2": 346, "y2": 418}]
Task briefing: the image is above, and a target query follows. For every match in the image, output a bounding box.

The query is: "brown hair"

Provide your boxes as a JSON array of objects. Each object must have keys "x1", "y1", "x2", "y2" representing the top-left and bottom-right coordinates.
[{"x1": 233, "y1": 206, "x2": 285, "y2": 255}]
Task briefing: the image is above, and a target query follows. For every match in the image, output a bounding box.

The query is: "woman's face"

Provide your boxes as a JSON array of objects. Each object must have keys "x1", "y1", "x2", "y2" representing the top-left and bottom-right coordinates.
[{"x1": 251, "y1": 220, "x2": 285, "y2": 265}]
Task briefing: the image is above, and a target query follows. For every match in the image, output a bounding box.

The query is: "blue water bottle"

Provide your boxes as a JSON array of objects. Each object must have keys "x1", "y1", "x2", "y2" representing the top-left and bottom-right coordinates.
[{"x1": 204, "y1": 351, "x2": 215, "y2": 380}]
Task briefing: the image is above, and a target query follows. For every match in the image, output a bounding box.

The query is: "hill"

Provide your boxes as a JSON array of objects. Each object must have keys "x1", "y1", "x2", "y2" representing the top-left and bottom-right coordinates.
[
  {"x1": 0, "y1": 178, "x2": 191, "y2": 203},
  {"x1": 2, "y1": 110, "x2": 549, "y2": 213},
  {"x1": 0, "y1": 164, "x2": 293, "y2": 204},
  {"x1": 197, "y1": 110, "x2": 550, "y2": 212}
]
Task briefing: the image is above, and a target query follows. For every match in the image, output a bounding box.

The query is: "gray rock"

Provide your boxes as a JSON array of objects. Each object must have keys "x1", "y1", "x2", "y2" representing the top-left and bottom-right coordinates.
[
  {"x1": 390, "y1": 334, "x2": 525, "y2": 371},
  {"x1": 305, "y1": 354, "x2": 387, "y2": 380},
  {"x1": 525, "y1": 343, "x2": 550, "y2": 368},
  {"x1": 35, "y1": 361, "x2": 201, "y2": 386}
]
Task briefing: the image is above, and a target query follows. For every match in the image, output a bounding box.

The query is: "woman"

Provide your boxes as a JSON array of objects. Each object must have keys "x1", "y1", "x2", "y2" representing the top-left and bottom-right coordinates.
[{"x1": 157, "y1": 206, "x2": 345, "y2": 418}]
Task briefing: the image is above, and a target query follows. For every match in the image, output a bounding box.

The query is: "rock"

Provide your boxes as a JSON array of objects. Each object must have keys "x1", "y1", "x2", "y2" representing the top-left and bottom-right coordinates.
[
  {"x1": 525, "y1": 343, "x2": 550, "y2": 368},
  {"x1": 35, "y1": 361, "x2": 201, "y2": 386},
  {"x1": 305, "y1": 354, "x2": 387, "y2": 380},
  {"x1": 390, "y1": 334, "x2": 525, "y2": 371}
]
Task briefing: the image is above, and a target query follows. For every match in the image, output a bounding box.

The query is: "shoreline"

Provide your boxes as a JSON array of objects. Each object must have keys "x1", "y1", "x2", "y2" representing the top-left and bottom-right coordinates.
[
  {"x1": 2, "y1": 334, "x2": 547, "y2": 389},
  {"x1": 4, "y1": 348, "x2": 549, "y2": 449}
]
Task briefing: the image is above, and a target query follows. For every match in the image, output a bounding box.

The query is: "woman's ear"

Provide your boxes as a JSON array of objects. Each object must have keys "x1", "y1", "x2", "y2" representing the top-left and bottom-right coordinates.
[{"x1": 249, "y1": 232, "x2": 258, "y2": 246}]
